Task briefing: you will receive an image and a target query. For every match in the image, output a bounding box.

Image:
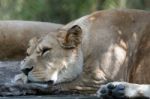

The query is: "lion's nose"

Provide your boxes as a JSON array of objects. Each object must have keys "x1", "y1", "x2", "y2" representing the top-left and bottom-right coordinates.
[{"x1": 21, "y1": 67, "x2": 33, "y2": 75}]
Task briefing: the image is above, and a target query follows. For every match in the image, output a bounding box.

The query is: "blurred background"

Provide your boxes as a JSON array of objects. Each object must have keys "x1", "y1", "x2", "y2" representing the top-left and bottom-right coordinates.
[{"x1": 0, "y1": 0, "x2": 149, "y2": 24}]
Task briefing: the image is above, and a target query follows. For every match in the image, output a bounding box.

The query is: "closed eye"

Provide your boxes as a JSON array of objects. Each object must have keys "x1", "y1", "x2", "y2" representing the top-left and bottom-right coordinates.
[{"x1": 41, "y1": 47, "x2": 51, "y2": 55}]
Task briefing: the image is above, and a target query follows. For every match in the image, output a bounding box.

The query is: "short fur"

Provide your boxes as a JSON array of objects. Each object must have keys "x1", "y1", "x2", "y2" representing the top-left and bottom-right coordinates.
[{"x1": 19, "y1": 9, "x2": 150, "y2": 98}]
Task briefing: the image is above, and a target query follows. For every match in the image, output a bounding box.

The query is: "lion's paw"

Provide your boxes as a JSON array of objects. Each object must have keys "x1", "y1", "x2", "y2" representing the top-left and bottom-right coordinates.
[{"x1": 97, "y1": 82, "x2": 128, "y2": 99}]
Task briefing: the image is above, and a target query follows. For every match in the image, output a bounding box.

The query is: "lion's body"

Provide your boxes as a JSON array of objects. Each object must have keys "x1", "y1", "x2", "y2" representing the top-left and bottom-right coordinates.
[
  {"x1": 61, "y1": 9, "x2": 150, "y2": 93},
  {"x1": 0, "y1": 21, "x2": 63, "y2": 60}
]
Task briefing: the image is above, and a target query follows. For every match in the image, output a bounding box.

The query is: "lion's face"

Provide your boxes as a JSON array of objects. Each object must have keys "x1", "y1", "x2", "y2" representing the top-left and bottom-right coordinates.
[{"x1": 21, "y1": 25, "x2": 83, "y2": 84}]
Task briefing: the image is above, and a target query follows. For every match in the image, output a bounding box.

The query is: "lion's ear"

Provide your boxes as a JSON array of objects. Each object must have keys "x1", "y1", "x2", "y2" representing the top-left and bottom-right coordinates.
[{"x1": 59, "y1": 25, "x2": 82, "y2": 48}]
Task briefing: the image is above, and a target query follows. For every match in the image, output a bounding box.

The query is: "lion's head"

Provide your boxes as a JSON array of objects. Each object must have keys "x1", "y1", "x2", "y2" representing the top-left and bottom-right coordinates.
[{"x1": 21, "y1": 25, "x2": 84, "y2": 84}]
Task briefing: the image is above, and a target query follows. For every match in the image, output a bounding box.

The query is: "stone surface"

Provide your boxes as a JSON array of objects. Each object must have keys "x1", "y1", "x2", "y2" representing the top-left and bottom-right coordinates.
[
  {"x1": 0, "y1": 61, "x2": 21, "y2": 84},
  {"x1": 0, "y1": 96, "x2": 99, "y2": 99}
]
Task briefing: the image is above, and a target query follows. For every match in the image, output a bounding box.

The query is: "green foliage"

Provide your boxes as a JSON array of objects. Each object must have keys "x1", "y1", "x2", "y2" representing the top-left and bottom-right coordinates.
[{"x1": 0, "y1": 0, "x2": 149, "y2": 23}]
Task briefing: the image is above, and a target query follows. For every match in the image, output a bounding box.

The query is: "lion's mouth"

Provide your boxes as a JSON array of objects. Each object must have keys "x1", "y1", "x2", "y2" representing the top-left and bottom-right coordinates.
[{"x1": 27, "y1": 79, "x2": 54, "y2": 85}]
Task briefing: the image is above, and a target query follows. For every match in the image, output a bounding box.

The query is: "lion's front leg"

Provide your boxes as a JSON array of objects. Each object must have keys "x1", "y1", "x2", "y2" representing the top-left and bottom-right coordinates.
[{"x1": 97, "y1": 82, "x2": 150, "y2": 99}]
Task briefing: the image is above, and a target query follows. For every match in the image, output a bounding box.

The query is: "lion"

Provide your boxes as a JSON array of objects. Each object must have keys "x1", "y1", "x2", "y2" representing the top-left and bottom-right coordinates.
[{"x1": 18, "y1": 9, "x2": 150, "y2": 98}]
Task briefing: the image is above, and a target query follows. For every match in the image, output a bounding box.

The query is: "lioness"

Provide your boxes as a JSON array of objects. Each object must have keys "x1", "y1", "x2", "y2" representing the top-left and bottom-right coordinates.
[{"x1": 20, "y1": 9, "x2": 150, "y2": 98}]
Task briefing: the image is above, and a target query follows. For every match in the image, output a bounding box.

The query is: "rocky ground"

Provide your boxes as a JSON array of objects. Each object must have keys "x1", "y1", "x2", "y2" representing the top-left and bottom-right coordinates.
[
  {"x1": 0, "y1": 61, "x2": 99, "y2": 99},
  {"x1": 0, "y1": 95, "x2": 98, "y2": 99}
]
